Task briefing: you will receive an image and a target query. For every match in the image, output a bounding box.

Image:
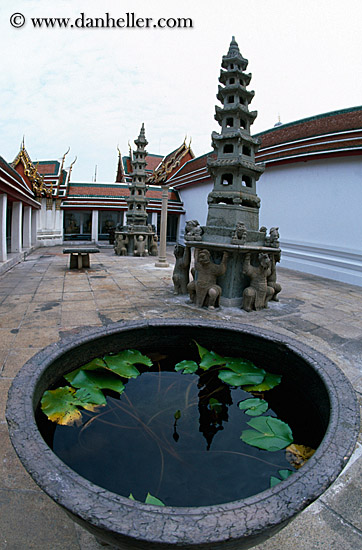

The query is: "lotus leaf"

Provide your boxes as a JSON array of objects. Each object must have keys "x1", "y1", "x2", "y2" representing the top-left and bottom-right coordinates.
[
  {"x1": 103, "y1": 349, "x2": 152, "y2": 378},
  {"x1": 218, "y1": 362, "x2": 265, "y2": 387},
  {"x1": 241, "y1": 416, "x2": 293, "y2": 451},
  {"x1": 199, "y1": 351, "x2": 227, "y2": 370},
  {"x1": 242, "y1": 372, "x2": 282, "y2": 392},
  {"x1": 145, "y1": 492, "x2": 165, "y2": 506},
  {"x1": 193, "y1": 340, "x2": 209, "y2": 359},
  {"x1": 270, "y1": 469, "x2": 294, "y2": 487},
  {"x1": 175, "y1": 360, "x2": 199, "y2": 374},
  {"x1": 238, "y1": 398, "x2": 269, "y2": 416},
  {"x1": 65, "y1": 370, "x2": 125, "y2": 403},
  {"x1": 41, "y1": 386, "x2": 100, "y2": 426}
]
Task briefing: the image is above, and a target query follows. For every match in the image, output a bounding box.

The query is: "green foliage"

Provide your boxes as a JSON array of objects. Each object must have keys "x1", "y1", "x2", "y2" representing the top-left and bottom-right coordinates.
[
  {"x1": 65, "y1": 370, "x2": 125, "y2": 404},
  {"x1": 103, "y1": 350, "x2": 152, "y2": 379},
  {"x1": 270, "y1": 469, "x2": 294, "y2": 487},
  {"x1": 41, "y1": 349, "x2": 152, "y2": 425},
  {"x1": 175, "y1": 360, "x2": 199, "y2": 374},
  {"x1": 242, "y1": 373, "x2": 282, "y2": 392},
  {"x1": 238, "y1": 398, "x2": 269, "y2": 416},
  {"x1": 241, "y1": 416, "x2": 293, "y2": 452},
  {"x1": 218, "y1": 361, "x2": 265, "y2": 387},
  {"x1": 174, "y1": 410, "x2": 181, "y2": 420},
  {"x1": 199, "y1": 350, "x2": 226, "y2": 370},
  {"x1": 41, "y1": 387, "x2": 100, "y2": 426},
  {"x1": 128, "y1": 492, "x2": 165, "y2": 506},
  {"x1": 193, "y1": 340, "x2": 209, "y2": 359}
]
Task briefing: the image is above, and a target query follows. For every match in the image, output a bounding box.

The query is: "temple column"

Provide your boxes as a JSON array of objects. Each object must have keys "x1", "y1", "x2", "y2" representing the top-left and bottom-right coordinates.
[
  {"x1": 11, "y1": 201, "x2": 22, "y2": 253},
  {"x1": 155, "y1": 185, "x2": 169, "y2": 267},
  {"x1": 0, "y1": 194, "x2": 7, "y2": 262},
  {"x1": 31, "y1": 208, "x2": 38, "y2": 246},
  {"x1": 92, "y1": 210, "x2": 99, "y2": 243},
  {"x1": 23, "y1": 206, "x2": 32, "y2": 249}
]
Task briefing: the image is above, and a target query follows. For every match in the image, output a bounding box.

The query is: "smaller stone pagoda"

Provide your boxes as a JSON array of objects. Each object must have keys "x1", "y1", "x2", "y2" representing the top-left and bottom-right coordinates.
[{"x1": 114, "y1": 124, "x2": 157, "y2": 257}]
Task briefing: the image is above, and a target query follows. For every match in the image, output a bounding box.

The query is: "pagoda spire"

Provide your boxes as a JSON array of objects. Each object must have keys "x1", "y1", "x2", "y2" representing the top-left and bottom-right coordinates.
[{"x1": 125, "y1": 123, "x2": 149, "y2": 227}]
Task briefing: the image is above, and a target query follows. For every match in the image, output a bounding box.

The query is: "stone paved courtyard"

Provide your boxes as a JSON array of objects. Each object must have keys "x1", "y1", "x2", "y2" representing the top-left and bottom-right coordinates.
[{"x1": 0, "y1": 246, "x2": 361, "y2": 549}]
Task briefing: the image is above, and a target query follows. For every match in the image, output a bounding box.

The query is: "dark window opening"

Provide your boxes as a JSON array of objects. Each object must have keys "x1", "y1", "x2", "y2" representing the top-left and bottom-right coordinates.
[
  {"x1": 240, "y1": 119, "x2": 247, "y2": 129},
  {"x1": 227, "y1": 95, "x2": 235, "y2": 103},
  {"x1": 230, "y1": 64, "x2": 234, "y2": 69},
  {"x1": 216, "y1": 197, "x2": 233, "y2": 205},
  {"x1": 226, "y1": 117, "x2": 234, "y2": 127},
  {"x1": 243, "y1": 146, "x2": 251, "y2": 156},
  {"x1": 223, "y1": 144, "x2": 234, "y2": 154},
  {"x1": 221, "y1": 173, "x2": 233, "y2": 185},
  {"x1": 229, "y1": 77, "x2": 235, "y2": 84},
  {"x1": 242, "y1": 176, "x2": 252, "y2": 187}
]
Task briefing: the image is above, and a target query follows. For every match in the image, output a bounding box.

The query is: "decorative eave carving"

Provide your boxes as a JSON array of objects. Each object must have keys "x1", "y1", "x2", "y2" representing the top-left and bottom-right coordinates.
[
  {"x1": 148, "y1": 139, "x2": 194, "y2": 185},
  {"x1": 12, "y1": 142, "x2": 45, "y2": 197}
]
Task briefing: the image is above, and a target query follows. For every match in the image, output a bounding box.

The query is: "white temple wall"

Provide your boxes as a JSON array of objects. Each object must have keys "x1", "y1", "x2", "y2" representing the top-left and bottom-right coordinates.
[
  {"x1": 37, "y1": 198, "x2": 63, "y2": 246},
  {"x1": 258, "y1": 156, "x2": 362, "y2": 286},
  {"x1": 177, "y1": 181, "x2": 211, "y2": 242}
]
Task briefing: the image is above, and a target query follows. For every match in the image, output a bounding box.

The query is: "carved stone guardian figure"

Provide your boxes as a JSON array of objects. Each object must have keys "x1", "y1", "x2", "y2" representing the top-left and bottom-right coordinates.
[
  {"x1": 114, "y1": 234, "x2": 129, "y2": 256},
  {"x1": 172, "y1": 245, "x2": 191, "y2": 294},
  {"x1": 134, "y1": 235, "x2": 147, "y2": 257},
  {"x1": 231, "y1": 222, "x2": 247, "y2": 244},
  {"x1": 187, "y1": 249, "x2": 228, "y2": 309},
  {"x1": 150, "y1": 234, "x2": 158, "y2": 256},
  {"x1": 242, "y1": 253, "x2": 274, "y2": 311},
  {"x1": 184, "y1": 220, "x2": 203, "y2": 241},
  {"x1": 268, "y1": 251, "x2": 282, "y2": 301}
]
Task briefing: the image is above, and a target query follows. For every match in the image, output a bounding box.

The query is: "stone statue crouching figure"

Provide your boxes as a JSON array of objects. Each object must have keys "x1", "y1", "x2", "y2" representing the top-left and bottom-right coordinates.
[
  {"x1": 268, "y1": 251, "x2": 282, "y2": 301},
  {"x1": 187, "y1": 248, "x2": 228, "y2": 309},
  {"x1": 172, "y1": 244, "x2": 191, "y2": 294},
  {"x1": 134, "y1": 235, "x2": 147, "y2": 257},
  {"x1": 242, "y1": 252, "x2": 274, "y2": 312}
]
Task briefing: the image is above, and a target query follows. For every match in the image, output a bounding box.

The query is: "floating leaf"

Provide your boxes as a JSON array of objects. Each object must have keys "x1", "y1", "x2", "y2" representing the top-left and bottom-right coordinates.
[
  {"x1": 41, "y1": 386, "x2": 97, "y2": 426},
  {"x1": 238, "y1": 398, "x2": 269, "y2": 416},
  {"x1": 103, "y1": 349, "x2": 152, "y2": 379},
  {"x1": 242, "y1": 372, "x2": 282, "y2": 392},
  {"x1": 174, "y1": 410, "x2": 181, "y2": 420},
  {"x1": 65, "y1": 357, "x2": 108, "y2": 383},
  {"x1": 218, "y1": 361, "x2": 265, "y2": 387},
  {"x1": 241, "y1": 416, "x2": 293, "y2": 452},
  {"x1": 270, "y1": 469, "x2": 294, "y2": 487},
  {"x1": 65, "y1": 370, "x2": 125, "y2": 403},
  {"x1": 193, "y1": 340, "x2": 209, "y2": 359},
  {"x1": 175, "y1": 360, "x2": 199, "y2": 374},
  {"x1": 286, "y1": 444, "x2": 315, "y2": 469},
  {"x1": 145, "y1": 493, "x2": 165, "y2": 506},
  {"x1": 199, "y1": 351, "x2": 226, "y2": 370}
]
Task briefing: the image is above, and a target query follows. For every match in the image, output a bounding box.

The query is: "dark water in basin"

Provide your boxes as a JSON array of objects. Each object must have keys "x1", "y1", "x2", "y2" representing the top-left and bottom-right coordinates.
[{"x1": 44, "y1": 369, "x2": 297, "y2": 507}]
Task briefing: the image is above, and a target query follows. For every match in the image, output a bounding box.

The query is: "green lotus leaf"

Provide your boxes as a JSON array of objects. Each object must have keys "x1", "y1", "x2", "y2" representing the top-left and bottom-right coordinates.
[
  {"x1": 175, "y1": 360, "x2": 199, "y2": 374},
  {"x1": 128, "y1": 493, "x2": 135, "y2": 500},
  {"x1": 41, "y1": 386, "x2": 88, "y2": 426},
  {"x1": 103, "y1": 350, "x2": 152, "y2": 378},
  {"x1": 199, "y1": 351, "x2": 227, "y2": 370},
  {"x1": 242, "y1": 372, "x2": 282, "y2": 392},
  {"x1": 65, "y1": 357, "x2": 108, "y2": 384},
  {"x1": 238, "y1": 398, "x2": 269, "y2": 416},
  {"x1": 193, "y1": 340, "x2": 209, "y2": 359},
  {"x1": 65, "y1": 369, "x2": 125, "y2": 403},
  {"x1": 218, "y1": 361, "x2": 265, "y2": 387},
  {"x1": 241, "y1": 416, "x2": 293, "y2": 452},
  {"x1": 270, "y1": 469, "x2": 294, "y2": 487},
  {"x1": 145, "y1": 492, "x2": 165, "y2": 506}
]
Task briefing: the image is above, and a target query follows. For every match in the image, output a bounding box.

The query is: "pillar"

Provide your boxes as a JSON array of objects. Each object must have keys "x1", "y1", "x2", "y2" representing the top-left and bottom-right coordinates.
[
  {"x1": 0, "y1": 194, "x2": 7, "y2": 262},
  {"x1": 92, "y1": 210, "x2": 99, "y2": 243},
  {"x1": 11, "y1": 201, "x2": 22, "y2": 253},
  {"x1": 23, "y1": 206, "x2": 32, "y2": 248},
  {"x1": 31, "y1": 208, "x2": 38, "y2": 246},
  {"x1": 155, "y1": 186, "x2": 169, "y2": 267}
]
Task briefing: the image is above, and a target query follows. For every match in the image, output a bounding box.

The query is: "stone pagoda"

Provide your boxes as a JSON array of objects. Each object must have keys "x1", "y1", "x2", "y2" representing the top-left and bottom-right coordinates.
[
  {"x1": 114, "y1": 124, "x2": 157, "y2": 256},
  {"x1": 180, "y1": 37, "x2": 281, "y2": 310}
]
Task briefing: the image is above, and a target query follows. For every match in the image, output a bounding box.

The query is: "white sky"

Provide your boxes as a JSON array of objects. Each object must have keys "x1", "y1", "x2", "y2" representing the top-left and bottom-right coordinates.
[{"x1": 1, "y1": 0, "x2": 361, "y2": 181}]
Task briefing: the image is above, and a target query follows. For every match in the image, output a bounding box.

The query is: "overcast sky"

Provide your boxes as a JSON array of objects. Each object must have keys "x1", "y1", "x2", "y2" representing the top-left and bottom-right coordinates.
[{"x1": 1, "y1": 0, "x2": 361, "y2": 182}]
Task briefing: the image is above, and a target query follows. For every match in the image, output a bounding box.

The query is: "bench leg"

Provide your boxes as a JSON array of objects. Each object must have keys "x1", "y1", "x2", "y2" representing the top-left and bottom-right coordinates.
[
  {"x1": 70, "y1": 254, "x2": 77, "y2": 269},
  {"x1": 82, "y1": 253, "x2": 90, "y2": 268}
]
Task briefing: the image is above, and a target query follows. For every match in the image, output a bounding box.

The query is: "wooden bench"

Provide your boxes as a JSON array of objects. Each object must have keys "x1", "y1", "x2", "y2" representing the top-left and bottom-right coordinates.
[{"x1": 63, "y1": 248, "x2": 100, "y2": 269}]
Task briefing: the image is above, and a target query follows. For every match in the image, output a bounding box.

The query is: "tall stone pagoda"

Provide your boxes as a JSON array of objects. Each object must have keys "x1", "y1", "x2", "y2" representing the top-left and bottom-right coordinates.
[
  {"x1": 114, "y1": 124, "x2": 157, "y2": 256},
  {"x1": 182, "y1": 37, "x2": 281, "y2": 310}
]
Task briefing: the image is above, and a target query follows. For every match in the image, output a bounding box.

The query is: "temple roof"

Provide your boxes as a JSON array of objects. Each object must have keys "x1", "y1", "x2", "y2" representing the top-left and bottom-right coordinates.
[{"x1": 147, "y1": 140, "x2": 195, "y2": 184}]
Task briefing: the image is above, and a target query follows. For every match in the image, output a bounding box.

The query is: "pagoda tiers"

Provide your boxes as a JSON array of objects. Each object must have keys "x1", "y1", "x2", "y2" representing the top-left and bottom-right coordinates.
[
  {"x1": 114, "y1": 124, "x2": 157, "y2": 256},
  {"x1": 183, "y1": 37, "x2": 281, "y2": 308}
]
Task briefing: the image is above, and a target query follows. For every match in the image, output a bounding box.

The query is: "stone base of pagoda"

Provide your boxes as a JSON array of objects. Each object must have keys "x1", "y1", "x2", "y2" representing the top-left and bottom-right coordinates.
[
  {"x1": 186, "y1": 240, "x2": 281, "y2": 307},
  {"x1": 114, "y1": 228, "x2": 157, "y2": 257}
]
